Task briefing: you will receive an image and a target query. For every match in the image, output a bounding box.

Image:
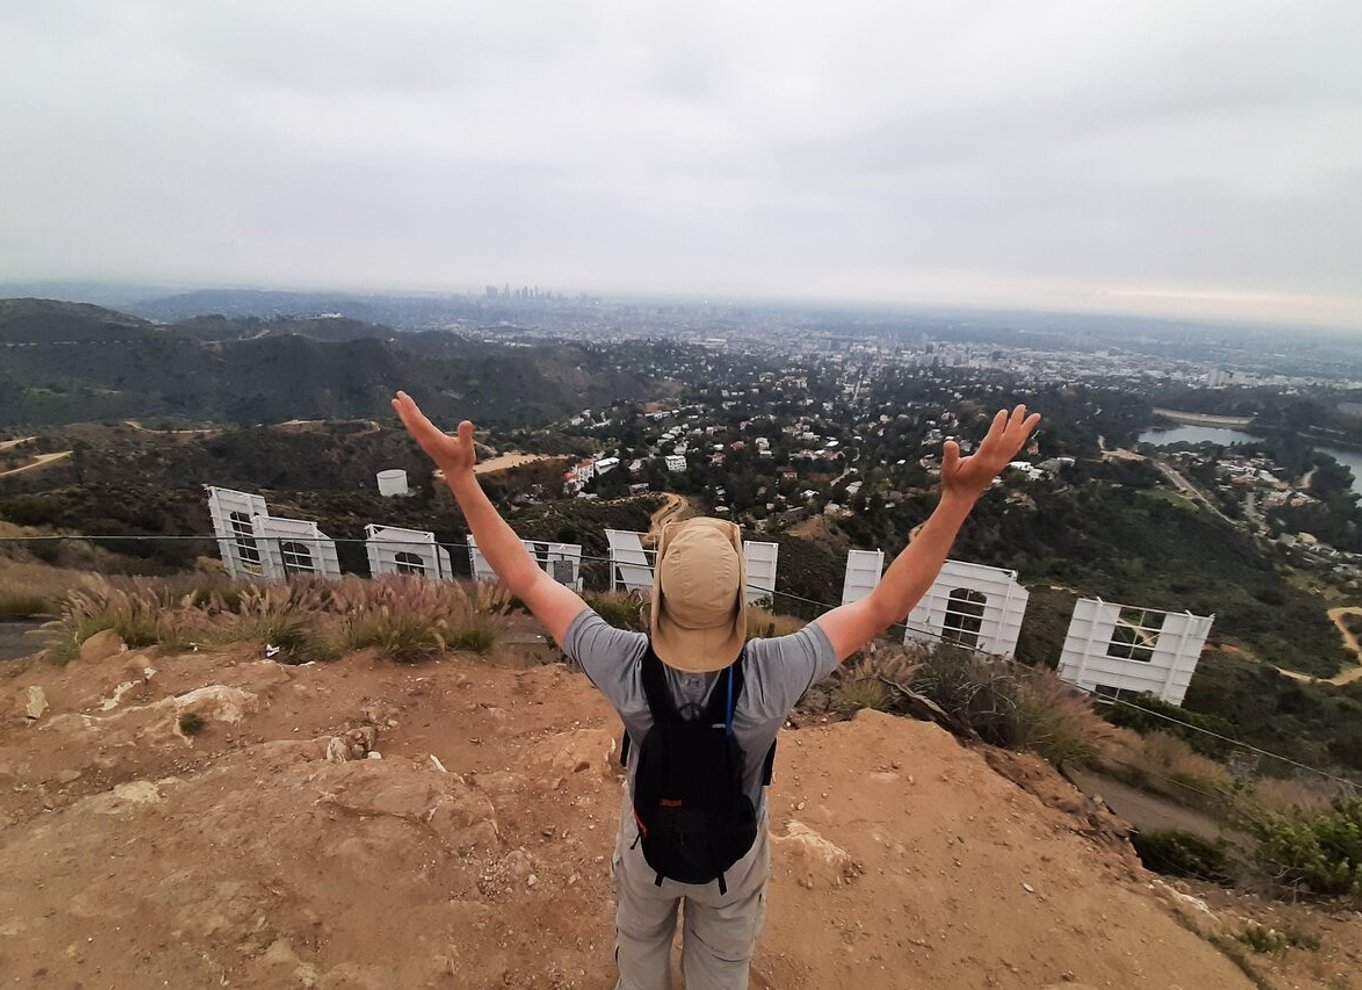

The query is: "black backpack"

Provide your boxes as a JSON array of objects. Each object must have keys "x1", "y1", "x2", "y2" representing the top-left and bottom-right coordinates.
[{"x1": 621, "y1": 645, "x2": 773, "y2": 895}]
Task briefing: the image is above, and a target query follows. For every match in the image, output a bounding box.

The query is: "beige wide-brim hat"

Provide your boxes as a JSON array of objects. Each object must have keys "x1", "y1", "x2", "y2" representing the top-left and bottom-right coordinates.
[{"x1": 650, "y1": 517, "x2": 747, "y2": 673}]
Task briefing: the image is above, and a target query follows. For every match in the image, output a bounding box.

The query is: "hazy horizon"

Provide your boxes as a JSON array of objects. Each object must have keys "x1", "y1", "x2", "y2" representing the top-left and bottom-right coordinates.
[
  {"x1": 5, "y1": 275, "x2": 1362, "y2": 338},
  {"x1": 3, "y1": 1, "x2": 1360, "y2": 329}
]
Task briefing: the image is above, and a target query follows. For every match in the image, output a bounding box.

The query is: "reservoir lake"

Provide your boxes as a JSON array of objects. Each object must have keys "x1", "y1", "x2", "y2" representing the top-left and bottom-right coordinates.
[{"x1": 1138, "y1": 425, "x2": 1362, "y2": 497}]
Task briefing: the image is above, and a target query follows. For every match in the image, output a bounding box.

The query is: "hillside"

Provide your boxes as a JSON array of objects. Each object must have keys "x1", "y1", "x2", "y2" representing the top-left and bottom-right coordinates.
[
  {"x1": 8, "y1": 629, "x2": 1355, "y2": 989},
  {"x1": 0, "y1": 299, "x2": 655, "y2": 428},
  {"x1": 0, "y1": 297, "x2": 158, "y2": 343}
]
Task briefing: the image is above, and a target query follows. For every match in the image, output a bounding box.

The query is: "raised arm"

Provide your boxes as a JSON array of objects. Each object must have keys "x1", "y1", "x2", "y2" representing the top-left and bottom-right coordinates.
[
  {"x1": 391, "y1": 391, "x2": 589, "y2": 644},
  {"x1": 814, "y1": 405, "x2": 1041, "y2": 662}
]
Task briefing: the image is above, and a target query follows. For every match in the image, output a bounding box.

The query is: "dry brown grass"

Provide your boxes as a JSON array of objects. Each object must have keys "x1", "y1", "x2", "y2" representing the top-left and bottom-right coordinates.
[
  {"x1": 332, "y1": 577, "x2": 513, "y2": 661},
  {"x1": 1144, "y1": 731, "x2": 1236, "y2": 791},
  {"x1": 834, "y1": 645, "x2": 1124, "y2": 769},
  {"x1": 746, "y1": 606, "x2": 807, "y2": 640},
  {"x1": 1013, "y1": 673, "x2": 1125, "y2": 768},
  {"x1": 42, "y1": 572, "x2": 515, "y2": 665},
  {"x1": 45, "y1": 576, "x2": 203, "y2": 662},
  {"x1": 1105, "y1": 729, "x2": 1238, "y2": 811},
  {"x1": 0, "y1": 521, "x2": 133, "y2": 573},
  {"x1": 0, "y1": 525, "x2": 111, "y2": 618},
  {"x1": 1241, "y1": 775, "x2": 1344, "y2": 818},
  {"x1": 0, "y1": 560, "x2": 92, "y2": 617},
  {"x1": 821, "y1": 648, "x2": 918, "y2": 717},
  {"x1": 846, "y1": 646, "x2": 923, "y2": 687}
]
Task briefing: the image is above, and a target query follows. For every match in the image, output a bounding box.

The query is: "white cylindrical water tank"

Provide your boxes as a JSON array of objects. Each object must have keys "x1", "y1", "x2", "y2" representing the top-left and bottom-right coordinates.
[{"x1": 377, "y1": 469, "x2": 409, "y2": 497}]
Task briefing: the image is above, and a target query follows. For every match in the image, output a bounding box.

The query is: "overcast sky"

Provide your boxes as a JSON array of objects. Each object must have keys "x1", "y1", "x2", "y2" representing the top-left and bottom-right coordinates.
[{"x1": 2, "y1": 1, "x2": 1360, "y2": 326}]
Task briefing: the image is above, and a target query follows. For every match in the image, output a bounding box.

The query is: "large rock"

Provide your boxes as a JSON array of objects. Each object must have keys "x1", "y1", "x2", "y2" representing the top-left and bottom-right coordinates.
[
  {"x1": 172, "y1": 685, "x2": 257, "y2": 726},
  {"x1": 78, "y1": 628, "x2": 127, "y2": 664},
  {"x1": 320, "y1": 762, "x2": 500, "y2": 853},
  {"x1": 249, "y1": 737, "x2": 334, "y2": 768},
  {"x1": 76, "y1": 779, "x2": 166, "y2": 816},
  {"x1": 97, "y1": 660, "x2": 156, "y2": 712},
  {"x1": 24, "y1": 685, "x2": 48, "y2": 720},
  {"x1": 323, "y1": 725, "x2": 379, "y2": 763},
  {"x1": 772, "y1": 820, "x2": 862, "y2": 888},
  {"x1": 527, "y1": 727, "x2": 617, "y2": 780}
]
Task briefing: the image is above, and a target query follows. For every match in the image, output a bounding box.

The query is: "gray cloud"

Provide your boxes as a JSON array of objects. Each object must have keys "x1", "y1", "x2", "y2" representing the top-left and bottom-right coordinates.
[{"x1": 1, "y1": 0, "x2": 1359, "y2": 325}]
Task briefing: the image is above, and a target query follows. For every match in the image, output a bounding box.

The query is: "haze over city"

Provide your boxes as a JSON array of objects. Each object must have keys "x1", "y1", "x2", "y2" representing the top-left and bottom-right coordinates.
[{"x1": 3, "y1": 0, "x2": 1360, "y2": 327}]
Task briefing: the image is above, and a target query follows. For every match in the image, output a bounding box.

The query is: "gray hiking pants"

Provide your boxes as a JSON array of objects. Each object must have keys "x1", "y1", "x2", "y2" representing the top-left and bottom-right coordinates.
[{"x1": 611, "y1": 787, "x2": 770, "y2": 990}]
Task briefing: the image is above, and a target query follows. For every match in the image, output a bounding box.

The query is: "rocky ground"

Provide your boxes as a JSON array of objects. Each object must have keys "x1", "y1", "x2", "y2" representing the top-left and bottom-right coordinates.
[{"x1": 2, "y1": 628, "x2": 1360, "y2": 989}]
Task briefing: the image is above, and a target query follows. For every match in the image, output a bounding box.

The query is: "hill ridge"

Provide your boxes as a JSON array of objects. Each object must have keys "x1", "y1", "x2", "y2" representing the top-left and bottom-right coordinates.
[{"x1": 0, "y1": 297, "x2": 655, "y2": 428}]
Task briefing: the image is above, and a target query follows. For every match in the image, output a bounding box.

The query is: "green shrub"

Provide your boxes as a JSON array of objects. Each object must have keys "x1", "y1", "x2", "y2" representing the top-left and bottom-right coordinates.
[
  {"x1": 1013, "y1": 675, "x2": 1118, "y2": 768},
  {"x1": 441, "y1": 625, "x2": 499, "y2": 655},
  {"x1": 178, "y1": 711, "x2": 206, "y2": 736},
  {"x1": 344, "y1": 609, "x2": 441, "y2": 663},
  {"x1": 907, "y1": 646, "x2": 1025, "y2": 747},
  {"x1": 200, "y1": 580, "x2": 332, "y2": 663},
  {"x1": 333, "y1": 577, "x2": 508, "y2": 662},
  {"x1": 0, "y1": 494, "x2": 62, "y2": 527},
  {"x1": 891, "y1": 645, "x2": 1116, "y2": 768},
  {"x1": 1251, "y1": 797, "x2": 1362, "y2": 898},
  {"x1": 585, "y1": 592, "x2": 645, "y2": 631},
  {"x1": 829, "y1": 679, "x2": 892, "y2": 718},
  {"x1": 45, "y1": 577, "x2": 196, "y2": 663},
  {"x1": 1234, "y1": 923, "x2": 1319, "y2": 954},
  {"x1": 1131, "y1": 828, "x2": 1235, "y2": 885}
]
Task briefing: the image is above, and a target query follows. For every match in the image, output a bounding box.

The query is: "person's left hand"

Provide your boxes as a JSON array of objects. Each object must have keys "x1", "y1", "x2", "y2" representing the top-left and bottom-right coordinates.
[{"x1": 941, "y1": 405, "x2": 1042, "y2": 500}]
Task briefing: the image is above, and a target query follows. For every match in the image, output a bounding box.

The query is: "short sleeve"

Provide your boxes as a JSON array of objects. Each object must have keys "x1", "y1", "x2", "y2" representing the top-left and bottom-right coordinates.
[
  {"x1": 742, "y1": 622, "x2": 838, "y2": 723},
  {"x1": 563, "y1": 610, "x2": 648, "y2": 712}
]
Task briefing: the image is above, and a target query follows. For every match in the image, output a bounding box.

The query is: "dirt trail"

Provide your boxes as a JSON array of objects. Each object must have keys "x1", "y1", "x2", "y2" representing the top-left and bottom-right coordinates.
[
  {"x1": 1270, "y1": 607, "x2": 1362, "y2": 686},
  {"x1": 274, "y1": 419, "x2": 382, "y2": 436},
  {"x1": 1067, "y1": 767, "x2": 1237, "y2": 842},
  {"x1": 1314, "y1": 607, "x2": 1362, "y2": 686},
  {"x1": 123, "y1": 420, "x2": 220, "y2": 437},
  {"x1": 0, "y1": 449, "x2": 71, "y2": 478},
  {"x1": 3, "y1": 632, "x2": 1348, "y2": 988},
  {"x1": 474, "y1": 452, "x2": 561, "y2": 475},
  {"x1": 647, "y1": 491, "x2": 692, "y2": 538},
  {"x1": 0, "y1": 436, "x2": 36, "y2": 452}
]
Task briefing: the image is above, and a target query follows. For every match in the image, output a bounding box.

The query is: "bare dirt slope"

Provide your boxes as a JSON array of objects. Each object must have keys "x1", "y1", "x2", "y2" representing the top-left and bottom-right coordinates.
[{"x1": 1, "y1": 637, "x2": 1353, "y2": 989}]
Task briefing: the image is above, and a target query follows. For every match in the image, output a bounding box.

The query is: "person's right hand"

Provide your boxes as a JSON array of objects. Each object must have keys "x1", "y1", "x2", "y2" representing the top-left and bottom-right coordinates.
[
  {"x1": 941, "y1": 404, "x2": 1041, "y2": 501},
  {"x1": 391, "y1": 391, "x2": 477, "y2": 479}
]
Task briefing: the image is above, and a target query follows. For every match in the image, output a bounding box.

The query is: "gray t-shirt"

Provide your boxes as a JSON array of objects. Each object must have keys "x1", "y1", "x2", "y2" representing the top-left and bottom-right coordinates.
[{"x1": 564, "y1": 609, "x2": 838, "y2": 811}]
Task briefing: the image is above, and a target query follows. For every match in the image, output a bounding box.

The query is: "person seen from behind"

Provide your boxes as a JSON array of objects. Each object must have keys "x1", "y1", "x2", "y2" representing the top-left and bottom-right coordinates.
[{"x1": 392, "y1": 391, "x2": 1041, "y2": 990}]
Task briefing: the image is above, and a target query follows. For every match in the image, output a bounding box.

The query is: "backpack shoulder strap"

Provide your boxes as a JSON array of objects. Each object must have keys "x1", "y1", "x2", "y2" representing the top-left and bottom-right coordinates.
[
  {"x1": 639, "y1": 643, "x2": 682, "y2": 723},
  {"x1": 699, "y1": 648, "x2": 746, "y2": 726},
  {"x1": 762, "y1": 739, "x2": 777, "y2": 785}
]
